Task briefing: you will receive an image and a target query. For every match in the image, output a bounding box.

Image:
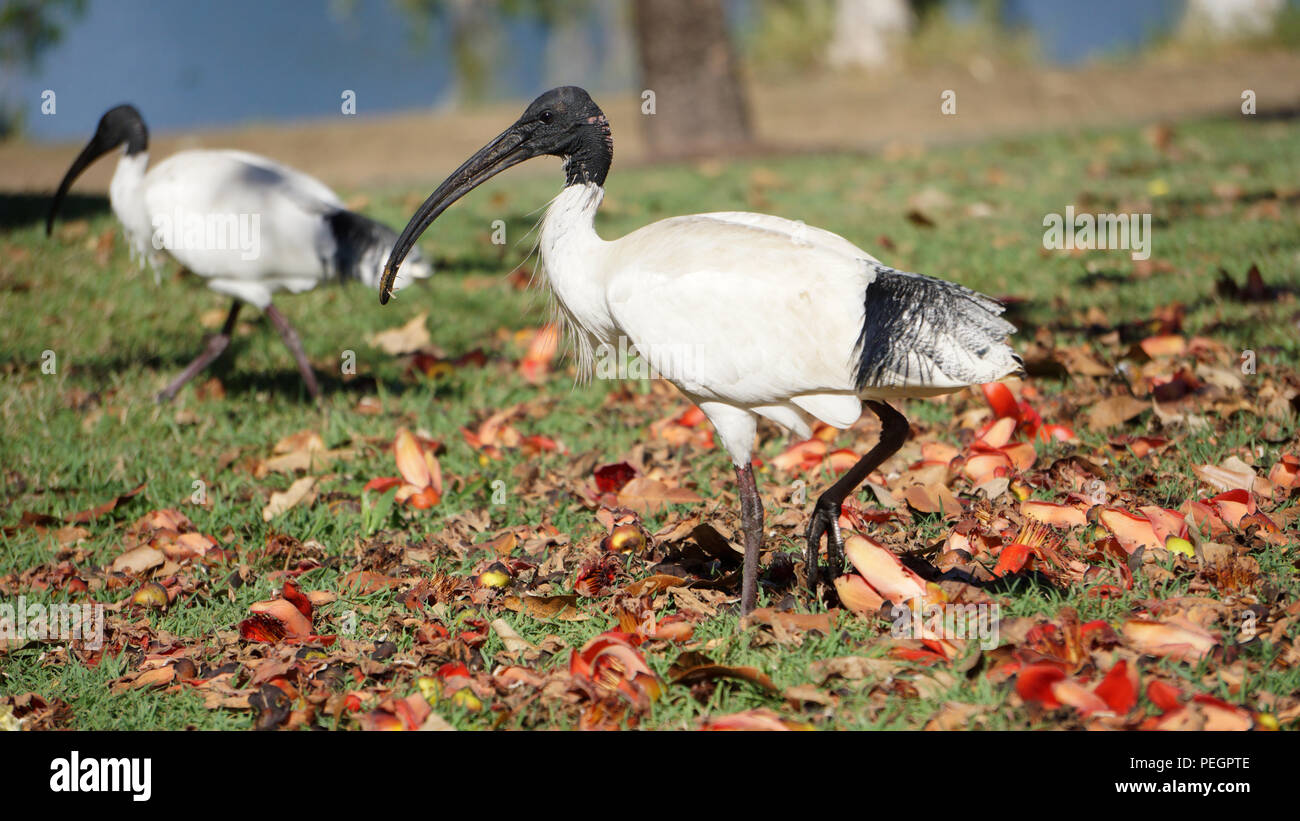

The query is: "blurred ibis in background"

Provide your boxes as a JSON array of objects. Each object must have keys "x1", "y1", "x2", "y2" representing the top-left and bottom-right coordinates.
[
  {"x1": 47, "y1": 104, "x2": 433, "y2": 402},
  {"x1": 380, "y1": 87, "x2": 1021, "y2": 613}
]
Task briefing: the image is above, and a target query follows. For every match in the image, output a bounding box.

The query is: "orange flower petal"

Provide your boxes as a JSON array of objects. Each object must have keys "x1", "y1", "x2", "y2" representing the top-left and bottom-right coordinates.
[
  {"x1": 394, "y1": 428, "x2": 431, "y2": 488},
  {"x1": 825, "y1": 448, "x2": 860, "y2": 474},
  {"x1": 1180, "y1": 499, "x2": 1230, "y2": 538},
  {"x1": 243, "y1": 598, "x2": 312, "y2": 641},
  {"x1": 281, "y1": 579, "x2": 313, "y2": 619},
  {"x1": 844, "y1": 534, "x2": 927, "y2": 605},
  {"x1": 993, "y1": 543, "x2": 1033, "y2": 577},
  {"x1": 1093, "y1": 659, "x2": 1137, "y2": 714},
  {"x1": 976, "y1": 416, "x2": 1017, "y2": 449},
  {"x1": 963, "y1": 451, "x2": 1012, "y2": 484},
  {"x1": 1051, "y1": 677, "x2": 1110, "y2": 714},
  {"x1": 1021, "y1": 500, "x2": 1088, "y2": 528},
  {"x1": 1016, "y1": 663, "x2": 1067, "y2": 708},
  {"x1": 407, "y1": 486, "x2": 441, "y2": 509},
  {"x1": 1036, "y1": 424, "x2": 1078, "y2": 443},
  {"x1": 772, "y1": 439, "x2": 827, "y2": 473},
  {"x1": 1267, "y1": 455, "x2": 1299, "y2": 490},
  {"x1": 1207, "y1": 489, "x2": 1254, "y2": 528},
  {"x1": 1000, "y1": 441, "x2": 1037, "y2": 471},
  {"x1": 1122, "y1": 618, "x2": 1218, "y2": 661},
  {"x1": 1146, "y1": 679, "x2": 1184, "y2": 712},
  {"x1": 424, "y1": 450, "x2": 443, "y2": 494},
  {"x1": 701, "y1": 709, "x2": 810, "y2": 731},
  {"x1": 834, "y1": 573, "x2": 885, "y2": 616},
  {"x1": 1099, "y1": 508, "x2": 1162, "y2": 554},
  {"x1": 1137, "y1": 505, "x2": 1188, "y2": 545},
  {"x1": 921, "y1": 441, "x2": 960, "y2": 463},
  {"x1": 981, "y1": 382, "x2": 1020, "y2": 419},
  {"x1": 1139, "y1": 334, "x2": 1186, "y2": 358},
  {"x1": 362, "y1": 476, "x2": 402, "y2": 494}
]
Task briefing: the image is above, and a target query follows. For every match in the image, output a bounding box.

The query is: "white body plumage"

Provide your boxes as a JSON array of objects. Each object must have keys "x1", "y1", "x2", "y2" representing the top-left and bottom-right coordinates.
[
  {"x1": 106, "y1": 148, "x2": 431, "y2": 308},
  {"x1": 539, "y1": 182, "x2": 1021, "y2": 466}
]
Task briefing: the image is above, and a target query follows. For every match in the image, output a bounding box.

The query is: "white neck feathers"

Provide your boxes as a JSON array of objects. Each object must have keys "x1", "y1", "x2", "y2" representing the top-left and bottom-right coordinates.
[
  {"x1": 108, "y1": 151, "x2": 154, "y2": 264},
  {"x1": 539, "y1": 183, "x2": 612, "y2": 379}
]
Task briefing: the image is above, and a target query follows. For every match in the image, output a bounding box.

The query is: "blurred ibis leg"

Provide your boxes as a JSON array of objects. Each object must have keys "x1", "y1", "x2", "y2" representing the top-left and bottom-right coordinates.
[
  {"x1": 264, "y1": 303, "x2": 321, "y2": 401},
  {"x1": 156, "y1": 300, "x2": 241, "y2": 403}
]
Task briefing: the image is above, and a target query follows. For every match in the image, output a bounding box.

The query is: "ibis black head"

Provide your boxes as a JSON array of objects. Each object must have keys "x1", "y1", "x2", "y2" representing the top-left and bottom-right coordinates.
[
  {"x1": 46, "y1": 104, "x2": 149, "y2": 237},
  {"x1": 378, "y1": 86, "x2": 612, "y2": 303}
]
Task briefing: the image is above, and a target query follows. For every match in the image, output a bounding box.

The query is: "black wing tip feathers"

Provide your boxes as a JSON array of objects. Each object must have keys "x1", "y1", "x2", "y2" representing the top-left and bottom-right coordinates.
[
  {"x1": 853, "y1": 262, "x2": 1017, "y2": 391},
  {"x1": 327, "y1": 208, "x2": 404, "y2": 304}
]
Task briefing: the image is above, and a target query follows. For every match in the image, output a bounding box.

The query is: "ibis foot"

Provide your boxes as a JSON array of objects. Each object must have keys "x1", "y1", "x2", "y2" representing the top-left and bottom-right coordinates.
[
  {"x1": 804, "y1": 500, "x2": 845, "y2": 593},
  {"x1": 803, "y1": 400, "x2": 910, "y2": 598}
]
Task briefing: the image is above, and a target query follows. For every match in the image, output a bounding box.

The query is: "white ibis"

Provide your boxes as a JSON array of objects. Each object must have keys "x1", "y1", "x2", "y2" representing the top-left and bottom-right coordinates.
[
  {"x1": 46, "y1": 104, "x2": 433, "y2": 402},
  {"x1": 380, "y1": 87, "x2": 1022, "y2": 613}
]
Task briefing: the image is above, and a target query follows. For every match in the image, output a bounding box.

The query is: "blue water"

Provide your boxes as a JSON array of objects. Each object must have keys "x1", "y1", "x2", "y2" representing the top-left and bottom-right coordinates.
[
  {"x1": 1003, "y1": 0, "x2": 1185, "y2": 63},
  {"x1": 6, "y1": 0, "x2": 1193, "y2": 142}
]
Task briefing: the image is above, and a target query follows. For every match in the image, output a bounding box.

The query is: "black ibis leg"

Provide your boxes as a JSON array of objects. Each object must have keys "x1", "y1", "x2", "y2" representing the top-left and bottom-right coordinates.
[
  {"x1": 156, "y1": 300, "x2": 241, "y2": 403},
  {"x1": 805, "y1": 400, "x2": 909, "y2": 592},
  {"x1": 264, "y1": 304, "x2": 321, "y2": 401},
  {"x1": 735, "y1": 462, "x2": 765, "y2": 615}
]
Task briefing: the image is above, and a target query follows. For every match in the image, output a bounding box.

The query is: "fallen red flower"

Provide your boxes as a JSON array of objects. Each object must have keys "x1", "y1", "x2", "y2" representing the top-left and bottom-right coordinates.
[
  {"x1": 700, "y1": 709, "x2": 812, "y2": 731},
  {"x1": 569, "y1": 631, "x2": 662, "y2": 712},
  {"x1": 1146, "y1": 679, "x2": 1184, "y2": 712},
  {"x1": 362, "y1": 476, "x2": 403, "y2": 494},
  {"x1": 1093, "y1": 659, "x2": 1137, "y2": 714},
  {"x1": 280, "y1": 579, "x2": 312, "y2": 619},
  {"x1": 982, "y1": 383, "x2": 1020, "y2": 420},
  {"x1": 594, "y1": 462, "x2": 638, "y2": 493}
]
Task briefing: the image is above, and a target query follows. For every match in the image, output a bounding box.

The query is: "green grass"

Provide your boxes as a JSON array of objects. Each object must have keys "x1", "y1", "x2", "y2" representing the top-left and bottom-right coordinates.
[{"x1": 1, "y1": 112, "x2": 1297, "y2": 730}]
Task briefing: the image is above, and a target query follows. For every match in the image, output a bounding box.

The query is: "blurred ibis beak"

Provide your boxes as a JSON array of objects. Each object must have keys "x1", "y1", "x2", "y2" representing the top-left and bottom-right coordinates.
[{"x1": 46, "y1": 133, "x2": 115, "y2": 237}]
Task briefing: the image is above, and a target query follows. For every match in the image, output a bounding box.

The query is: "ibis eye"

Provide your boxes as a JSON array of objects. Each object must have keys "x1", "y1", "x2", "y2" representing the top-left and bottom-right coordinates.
[{"x1": 539, "y1": 110, "x2": 553, "y2": 124}]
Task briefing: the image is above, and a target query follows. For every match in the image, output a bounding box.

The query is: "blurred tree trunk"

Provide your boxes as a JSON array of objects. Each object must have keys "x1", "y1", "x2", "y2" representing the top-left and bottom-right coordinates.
[{"x1": 631, "y1": 0, "x2": 752, "y2": 158}]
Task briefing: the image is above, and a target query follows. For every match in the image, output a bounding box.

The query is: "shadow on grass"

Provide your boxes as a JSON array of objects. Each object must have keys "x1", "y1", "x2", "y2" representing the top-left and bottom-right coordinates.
[
  {"x1": 14, "y1": 338, "x2": 424, "y2": 403},
  {"x1": 0, "y1": 192, "x2": 108, "y2": 233}
]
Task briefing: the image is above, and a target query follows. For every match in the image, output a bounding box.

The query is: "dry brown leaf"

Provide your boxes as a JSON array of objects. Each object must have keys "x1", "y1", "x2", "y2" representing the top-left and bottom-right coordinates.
[
  {"x1": 748, "y1": 607, "x2": 835, "y2": 636},
  {"x1": 368, "y1": 312, "x2": 431, "y2": 355},
  {"x1": 67, "y1": 482, "x2": 148, "y2": 524},
  {"x1": 490, "y1": 618, "x2": 538, "y2": 655},
  {"x1": 902, "y1": 483, "x2": 962, "y2": 517},
  {"x1": 1193, "y1": 457, "x2": 1256, "y2": 493},
  {"x1": 810, "y1": 656, "x2": 899, "y2": 685},
  {"x1": 418, "y1": 712, "x2": 457, "y2": 731},
  {"x1": 1086, "y1": 395, "x2": 1148, "y2": 430},
  {"x1": 501, "y1": 593, "x2": 589, "y2": 621},
  {"x1": 671, "y1": 664, "x2": 778, "y2": 692},
  {"x1": 110, "y1": 545, "x2": 165, "y2": 575},
  {"x1": 925, "y1": 701, "x2": 987, "y2": 730},
  {"x1": 784, "y1": 684, "x2": 834, "y2": 707},
  {"x1": 262, "y1": 476, "x2": 317, "y2": 522},
  {"x1": 617, "y1": 478, "x2": 703, "y2": 515}
]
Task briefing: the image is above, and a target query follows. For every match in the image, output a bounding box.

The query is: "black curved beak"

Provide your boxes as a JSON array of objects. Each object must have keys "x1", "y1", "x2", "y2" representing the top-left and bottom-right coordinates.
[
  {"x1": 46, "y1": 133, "x2": 115, "y2": 237},
  {"x1": 380, "y1": 123, "x2": 534, "y2": 303}
]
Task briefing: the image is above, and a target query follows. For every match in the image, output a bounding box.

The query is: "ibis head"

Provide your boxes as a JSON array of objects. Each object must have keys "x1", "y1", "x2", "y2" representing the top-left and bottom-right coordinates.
[
  {"x1": 46, "y1": 104, "x2": 149, "y2": 237},
  {"x1": 379, "y1": 86, "x2": 611, "y2": 303}
]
